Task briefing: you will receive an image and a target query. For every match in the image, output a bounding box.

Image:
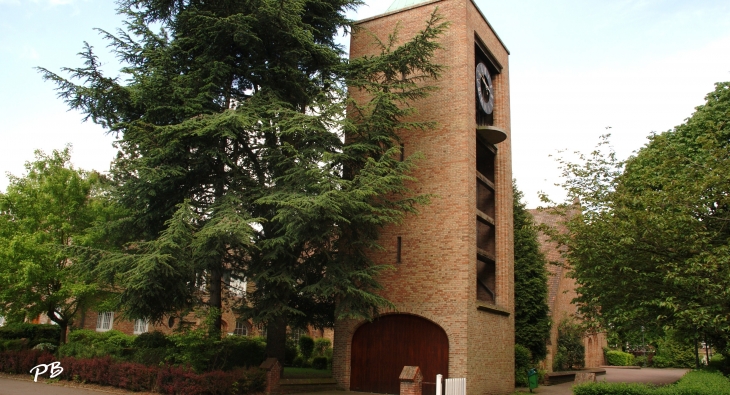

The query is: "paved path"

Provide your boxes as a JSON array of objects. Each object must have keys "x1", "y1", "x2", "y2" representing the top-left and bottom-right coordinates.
[
  {"x1": 0, "y1": 368, "x2": 690, "y2": 395},
  {"x1": 0, "y1": 374, "x2": 153, "y2": 395}
]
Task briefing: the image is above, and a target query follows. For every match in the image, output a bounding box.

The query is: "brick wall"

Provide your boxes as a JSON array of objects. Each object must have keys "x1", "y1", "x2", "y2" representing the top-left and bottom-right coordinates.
[
  {"x1": 529, "y1": 208, "x2": 607, "y2": 370},
  {"x1": 335, "y1": 0, "x2": 514, "y2": 393}
]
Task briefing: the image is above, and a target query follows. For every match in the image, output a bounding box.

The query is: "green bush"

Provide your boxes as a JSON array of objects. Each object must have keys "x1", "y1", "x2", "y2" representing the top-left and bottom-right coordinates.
[
  {"x1": 292, "y1": 355, "x2": 304, "y2": 368},
  {"x1": 653, "y1": 332, "x2": 696, "y2": 368},
  {"x1": 216, "y1": 336, "x2": 267, "y2": 370},
  {"x1": 312, "y1": 356, "x2": 328, "y2": 370},
  {"x1": 635, "y1": 355, "x2": 649, "y2": 367},
  {"x1": 0, "y1": 323, "x2": 61, "y2": 347},
  {"x1": 133, "y1": 331, "x2": 171, "y2": 348},
  {"x1": 553, "y1": 319, "x2": 584, "y2": 371},
  {"x1": 285, "y1": 338, "x2": 298, "y2": 366},
  {"x1": 58, "y1": 329, "x2": 135, "y2": 359},
  {"x1": 298, "y1": 335, "x2": 314, "y2": 360},
  {"x1": 514, "y1": 344, "x2": 532, "y2": 387},
  {"x1": 0, "y1": 339, "x2": 27, "y2": 351},
  {"x1": 708, "y1": 354, "x2": 727, "y2": 373},
  {"x1": 313, "y1": 338, "x2": 331, "y2": 356},
  {"x1": 573, "y1": 370, "x2": 730, "y2": 395},
  {"x1": 651, "y1": 355, "x2": 671, "y2": 368},
  {"x1": 606, "y1": 350, "x2": 636, "y2": 366}
]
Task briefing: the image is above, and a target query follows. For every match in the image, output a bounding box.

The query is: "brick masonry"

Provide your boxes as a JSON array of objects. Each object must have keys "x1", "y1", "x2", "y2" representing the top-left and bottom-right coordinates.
[
  {"x1": 334, "y1": 0, "x2": 515, "y2": 393},
  {"x1": 399, "y1": 366, "x2": 424, "y2": 395},
  {"x1": 528, "y1": 208, "x2": 607, "y2": 371}
]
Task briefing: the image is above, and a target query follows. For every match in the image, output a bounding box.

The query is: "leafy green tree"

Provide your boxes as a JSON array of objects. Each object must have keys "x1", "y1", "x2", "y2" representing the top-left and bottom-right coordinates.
[
  {"x1": 513, "y1": 182, "x2": 550, "y2": 362},
  {"x1": 0, "y1": 148, "x2": 116, "y2": 343},
  {"x1": 554, "y1": 318, "x2": 585, "y2": 371},
  {"x1": 39, "y1": 0, "x2": 447, "y2": 363},
  {"x1": 549, "y1": 82, "x2": 730, "y2": 365}
]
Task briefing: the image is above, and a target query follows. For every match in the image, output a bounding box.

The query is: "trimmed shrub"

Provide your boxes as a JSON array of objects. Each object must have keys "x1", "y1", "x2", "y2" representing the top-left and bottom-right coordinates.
[
  {"x1": 285, "y1": 337, "x2": 298, "y2": 366},
  {"x1": 606, "y1": 350, "x2": 636, "y2": 366},
  {"x1": 653, "y1": 333, "x2": 696, "y2": 368},
  {"x1": 164, "y1": 331, "x2": 267, "y2": 372},
  {"x1": 292, "y1": 355, "x2": 303, "y2": 368},
  {"x1": 708, "y1": 354, "x2": 728, "y2": 373},
  {"x1": 298, "y1": 335, "x2": 314, "y2": 360},
  {"x1": 58, "y1": 329, "x2": 135, "y2": 359},
  {"x1": 574, "y1": 370, "x2": 730, "y2": 395},
  {"x1": 0, "y1": 339, "x2": 27, "y2": 351},
  {"x1": 635, "y1": 355, "x2": 649, "y2": 367},
  {"x1": 0, "y1": 350, "x2": 52, "y2": 374},
  {"x1": 314, "y1": 338, "x2": 331, "y2": 356},
  {"x1": 514, "y1": 344, "x2": 532, "y2": 386},
  {"x1": 133, "y1": 330, "x2": 171, "y2": 349},
  {"x1": 0, "y1": 349, "x2": 266, "y2": 394},
  {"x1": 0, "y1": 323, "x2": 61, "y2": 348},
  {"x1": 215, "y1": 336, "x2": 267, "y2": 370},
  {"x1": 312, "y1": 356, "x2": 328, "y2": 370},
  {"x1": 553, "y1": 319, "x2": 584, "y2": 371}
]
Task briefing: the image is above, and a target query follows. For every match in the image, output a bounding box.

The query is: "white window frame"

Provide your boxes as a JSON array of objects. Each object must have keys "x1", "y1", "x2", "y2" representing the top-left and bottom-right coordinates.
[
  {"x1": 233, "y1": 320, "x2": 248, "y2": 336},
  {"x1": 133, "y1": 319, "x2": 149, "y2": 334},
  {"x1": 96, "y1": 312, "x2": 114, "y2": 332}
]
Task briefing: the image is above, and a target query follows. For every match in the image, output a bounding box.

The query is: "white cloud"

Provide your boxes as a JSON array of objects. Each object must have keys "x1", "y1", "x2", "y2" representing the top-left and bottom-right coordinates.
[
  {"x1": 19, "y1": 45, "x2": 39, "y2": 59},
  {"x1": 512, "y1": 34, "x2": 730, "y2": 207}
]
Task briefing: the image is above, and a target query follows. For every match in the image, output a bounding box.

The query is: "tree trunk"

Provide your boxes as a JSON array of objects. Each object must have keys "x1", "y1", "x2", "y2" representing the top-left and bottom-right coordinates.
[
  {"x1": 59, "y1": 322, "x2": 68, "y2": 344},
  {"x1": 209, "y1": 265, "x2": 223, "y2": 337},
  {"x1": 266, "y1": 315, "x2": 288, "y2": 377},
  {"x1": 694, "y1": 332, "x2": 701, "y2": 369},
  {"x1": 48, "y1": 310, "x2": 69, "y2": 344}
]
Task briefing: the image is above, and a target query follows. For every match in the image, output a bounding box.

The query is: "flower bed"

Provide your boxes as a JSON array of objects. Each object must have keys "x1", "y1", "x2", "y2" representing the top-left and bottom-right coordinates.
[{"x1": 0, "y1": 350, "x2": 266, "y2": 394}]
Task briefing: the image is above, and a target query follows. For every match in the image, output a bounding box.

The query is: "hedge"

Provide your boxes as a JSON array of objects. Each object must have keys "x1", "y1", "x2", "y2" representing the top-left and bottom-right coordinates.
[
  {"x1": 606, "y1": 350, "x2": 636, "y2": 366},
  {"x1": 0, "y1": 323, "x2": 61, "y2": 348},
  {"x1": 574, "y1": 370, "x2": 730, "y2": 395},
  {"x1": 0, "y1": 350, "x2": 266, "y2": 394},
  {"x1": 514, "y1": 344, "x2": 532, "y2": 386}
]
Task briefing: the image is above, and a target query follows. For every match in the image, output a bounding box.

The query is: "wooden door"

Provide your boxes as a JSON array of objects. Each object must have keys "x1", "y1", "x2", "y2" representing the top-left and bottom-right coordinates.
[{"x1": 351, "y1": 314, "x2": 449, "y2": 395}]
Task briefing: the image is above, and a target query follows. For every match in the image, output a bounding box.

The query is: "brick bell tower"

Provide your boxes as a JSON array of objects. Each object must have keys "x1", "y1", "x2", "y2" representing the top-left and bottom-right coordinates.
[{"x1": 333, "y1": 0, "x2": 514, "y2": 394}]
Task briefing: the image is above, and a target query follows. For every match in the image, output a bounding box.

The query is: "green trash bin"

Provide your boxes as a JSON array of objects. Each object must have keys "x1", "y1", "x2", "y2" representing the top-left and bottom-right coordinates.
[{"x1": 527, "y1": 368, "x2": 538, "y2": 392}]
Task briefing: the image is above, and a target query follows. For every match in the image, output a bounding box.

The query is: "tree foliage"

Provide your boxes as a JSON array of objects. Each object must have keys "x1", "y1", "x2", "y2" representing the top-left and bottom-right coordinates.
[
  {"x1": 0, "y1": 148, "x2": 118, "y2": 342},
  {"x1": 513, "y1": 182, "x2": 551, "y2": 362},
  {"x1": 39, "y1": 0, "x2": 448, "y2": 361},
  {"x1": 549, "y1": 82, "x2": 730, "y2": 361}
]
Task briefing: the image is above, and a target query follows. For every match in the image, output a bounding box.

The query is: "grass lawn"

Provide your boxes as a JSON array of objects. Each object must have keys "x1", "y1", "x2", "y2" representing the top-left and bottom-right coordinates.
[{"x1": 283, "y1": 367, "x2": 333, "y2": 379}]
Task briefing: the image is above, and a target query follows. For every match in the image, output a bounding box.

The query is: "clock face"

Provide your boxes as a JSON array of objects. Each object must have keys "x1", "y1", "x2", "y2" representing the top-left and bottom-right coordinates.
[{"x1": 475, "y1": 62, "x2": 494, "y2": 115}]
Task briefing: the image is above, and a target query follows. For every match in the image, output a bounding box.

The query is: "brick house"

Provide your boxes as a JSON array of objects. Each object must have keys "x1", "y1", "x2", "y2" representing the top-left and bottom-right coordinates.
[
  {"x1": 528, "y1": 208, "x2": 607, "y2": 371},
  {"x1": 334, "y1": 0, "x2": 516, "y2": 394}
]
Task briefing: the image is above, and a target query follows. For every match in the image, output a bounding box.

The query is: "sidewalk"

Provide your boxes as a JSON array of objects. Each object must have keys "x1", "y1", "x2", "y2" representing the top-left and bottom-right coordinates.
[
  {"x1": 0, "y1": 367, "x2": 690, "y2": 395},
  {"x1": 0, "y1": 373, "x2": 155, "y2": 395}
]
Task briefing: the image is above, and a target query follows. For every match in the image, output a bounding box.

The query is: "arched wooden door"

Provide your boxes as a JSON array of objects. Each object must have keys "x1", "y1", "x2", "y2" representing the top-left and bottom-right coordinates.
[{"x1": 351, "y1": 314, "x2": 449, "y2": 395}]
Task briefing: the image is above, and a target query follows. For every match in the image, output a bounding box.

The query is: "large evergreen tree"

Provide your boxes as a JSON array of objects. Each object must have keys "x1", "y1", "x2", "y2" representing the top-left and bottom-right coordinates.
[
  {"x1": 513, "y1": 182, "x2": 551, "y2": 362},
  {"x1": 39, "y1": 0, "x2": 447, "y2": 362}
]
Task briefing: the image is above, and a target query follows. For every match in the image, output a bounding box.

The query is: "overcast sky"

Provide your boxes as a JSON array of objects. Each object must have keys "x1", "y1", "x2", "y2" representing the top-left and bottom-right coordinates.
[{"x1": 1, "y1": 0, "x2": 729, "y2": 207}]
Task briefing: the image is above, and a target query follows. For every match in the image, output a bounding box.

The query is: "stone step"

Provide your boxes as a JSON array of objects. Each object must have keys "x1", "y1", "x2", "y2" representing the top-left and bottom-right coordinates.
[{"x1": 279, "y1": 378, "x2": 341, "y2": 394}]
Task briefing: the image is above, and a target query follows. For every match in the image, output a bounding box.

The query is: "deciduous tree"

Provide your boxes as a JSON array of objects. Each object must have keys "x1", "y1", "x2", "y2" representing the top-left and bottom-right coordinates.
[
  {"x1": 549, "y1": 82, "x2": 730, "y2": 363},
  {"x1": 0, "y1": 148, "x2": 117, "y2": 343}
]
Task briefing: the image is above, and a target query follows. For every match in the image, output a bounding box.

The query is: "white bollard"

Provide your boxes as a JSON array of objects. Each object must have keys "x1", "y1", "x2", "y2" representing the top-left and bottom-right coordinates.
[{"x1": 436, "y1": 374, "x2": 443, "y2": 395}]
